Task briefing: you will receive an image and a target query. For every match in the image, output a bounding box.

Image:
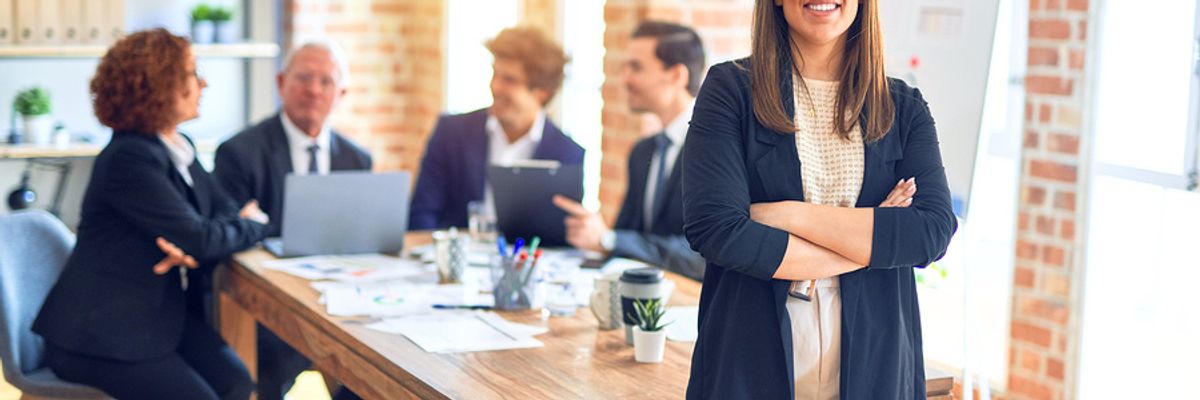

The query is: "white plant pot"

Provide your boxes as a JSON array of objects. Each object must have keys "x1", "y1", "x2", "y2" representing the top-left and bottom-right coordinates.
[
  {"x1": 632, "y1": 326, "x2": 666, "y2": 363},
  {"x1": 214, "y1": 22, "x2": 237, "y2": 43},
  {"x1": 22, "y1": 115, "x2": 53, "y2": 145},
  {"x1": 191, "y1": 20, "x2": 214, "y2": 44}
]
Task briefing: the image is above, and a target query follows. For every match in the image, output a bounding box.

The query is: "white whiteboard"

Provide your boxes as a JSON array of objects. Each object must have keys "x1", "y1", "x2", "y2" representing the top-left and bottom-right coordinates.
[{"x1": 880, "y1": 0, "x2": 1001, "y2": 216}]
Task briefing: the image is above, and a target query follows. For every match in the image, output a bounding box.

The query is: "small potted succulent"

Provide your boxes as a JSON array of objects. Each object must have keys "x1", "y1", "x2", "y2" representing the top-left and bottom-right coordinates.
[
  {"x1": 211, "y1": 6, "x2": 237, "y2": 43},
  {"x1": 630, "y1": 298, "x2": 670, "y2": 363},
  {"x1": 13, "y1": 87, "x2": 52, "y2": 145},
  {"x1": 190, "y1": 4, "x2": 214, "y2": 44}
]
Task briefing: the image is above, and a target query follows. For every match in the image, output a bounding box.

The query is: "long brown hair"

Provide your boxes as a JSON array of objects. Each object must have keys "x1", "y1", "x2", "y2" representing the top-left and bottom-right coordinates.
[{"x1": 750, "y1": 0, "x2": 894, "y2": 142}]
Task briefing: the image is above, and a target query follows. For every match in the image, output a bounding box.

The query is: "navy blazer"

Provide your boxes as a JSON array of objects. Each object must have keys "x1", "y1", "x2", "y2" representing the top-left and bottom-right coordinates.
[
  {"x1": 409, "y1": 108, "x2": 585, "y2": 230},
  {"x1": 33, "y1": 132, "x2": 267, "y2": 362},
  {"x1": 213, "y1": 113, "x2": 373, "y2": 237},
  {"x1": 682, "y1": 60, "x2": 957, "y2": 399},
  {"x1": 611, "y1": 135, "x2": 705, "y2": 281}
]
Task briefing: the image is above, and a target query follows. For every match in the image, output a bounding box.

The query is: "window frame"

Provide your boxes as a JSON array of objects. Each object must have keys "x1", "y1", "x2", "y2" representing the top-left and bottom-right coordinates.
[{"x1": 1086, "y1": 1, "x2": 1200, "y2": 191}]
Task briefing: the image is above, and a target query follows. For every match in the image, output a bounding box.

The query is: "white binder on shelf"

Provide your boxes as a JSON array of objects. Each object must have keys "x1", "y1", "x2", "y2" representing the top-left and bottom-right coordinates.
[
  {"x1": 0, "y1": 0, "x2": 14, "y2": 44},
  {"x1": 36, "y1": 0, "x2": 57, "y2": 44},
  {"x1": 81, "y1": 0, "x2": 101, "y2": 44},
  {"x1": 102, "y1": 0, "x2": 123, "y2": 44},
  {"x1": 59, "y1": 0, "x2": 82, "y2": 43},
  {"x1": 13, "y1": 0, "x2": 36, "y2": 45}
]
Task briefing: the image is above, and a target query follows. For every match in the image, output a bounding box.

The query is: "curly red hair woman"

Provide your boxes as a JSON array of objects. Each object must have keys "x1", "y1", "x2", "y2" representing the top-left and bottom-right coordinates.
[{"x1": 33, "y1": 28, "x2": 268, "y2": 400}]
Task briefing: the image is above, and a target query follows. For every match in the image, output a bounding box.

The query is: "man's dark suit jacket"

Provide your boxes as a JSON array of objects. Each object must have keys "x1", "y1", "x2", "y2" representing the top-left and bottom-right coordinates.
[
  {"x1": 213, "y1": 113, "x2": 373, "y2": 237},
  {"x1": 611, "y1": 135, "x2": 704, "y2": 281},
  {"x1": 409, "y1": 108, "x2": 585, "y2": 230},
  {"x1": 33, "y1": 132, "x2": 267, "y2": 362}
]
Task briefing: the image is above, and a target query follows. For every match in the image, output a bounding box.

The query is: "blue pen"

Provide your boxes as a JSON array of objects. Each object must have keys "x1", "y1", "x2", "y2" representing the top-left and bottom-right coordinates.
[
  {"x1": 511, "y1": 238, "x2": 525, "y2": 258},
  {"x1": 497, "y1": 235, "x2": 508, "y2": 256},
  {"x1": 432, "y1": 304, "x2": 493, "y2": 310}
]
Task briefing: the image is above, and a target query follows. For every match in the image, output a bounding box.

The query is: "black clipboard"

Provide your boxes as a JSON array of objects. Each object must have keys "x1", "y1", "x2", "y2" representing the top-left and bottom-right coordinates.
[{"x1": 488, "y1": 161, "x2": 583, "y2": 247}]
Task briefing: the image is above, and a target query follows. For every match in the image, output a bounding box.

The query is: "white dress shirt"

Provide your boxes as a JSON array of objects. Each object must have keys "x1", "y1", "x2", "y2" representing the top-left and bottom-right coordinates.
[
  {"x1": 159, "y1": 132, "x2": 196, "y2": 187},
  {"x1": 642, "y1": 101, "x2": 693, "y2": 229},
  {"x1": 280, "y1": 112, "x2": 332, "y2": 176},
  {"x1": 486, "y1": 112, "x2": 545, "y2": 166},
  {"x1": 482, "y1": 111, "x2": 546, "y2": 214}
]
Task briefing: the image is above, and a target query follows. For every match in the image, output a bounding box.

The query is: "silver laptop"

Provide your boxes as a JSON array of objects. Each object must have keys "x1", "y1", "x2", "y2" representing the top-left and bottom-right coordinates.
[{"x1": 263, "y1": 171, "x2": 410, "y2": 257}]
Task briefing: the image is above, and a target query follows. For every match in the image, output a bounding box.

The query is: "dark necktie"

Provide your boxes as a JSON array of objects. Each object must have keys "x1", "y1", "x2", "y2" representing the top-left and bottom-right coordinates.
[
  {"x1": 648, "y1": 133, "x2": 672, "y2": 231},
  {"x1": 307, "y1": 144, "x2": 320, "y2": 174}
]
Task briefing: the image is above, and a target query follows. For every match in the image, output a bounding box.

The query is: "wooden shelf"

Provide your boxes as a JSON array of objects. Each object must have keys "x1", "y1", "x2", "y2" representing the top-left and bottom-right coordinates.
[
  {"x1": 0, "y1": 140, "x2": 226, "y2": 159},
  {"x1": 0, "y1": 42, "x2": 279, "y2": 59},
  {"x1": 0, "y1": 143, "x2": 103, "y2": 159}
]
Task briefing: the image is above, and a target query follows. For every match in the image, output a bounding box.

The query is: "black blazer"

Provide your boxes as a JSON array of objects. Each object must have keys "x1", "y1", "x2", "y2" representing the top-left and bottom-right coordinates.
[
  {"x1": 682, "y1": 60, "x2": 957, "y2": 399},
  {"x1": 33, "y1": 132, "x2": 267, "y2": 362},
  {"x1": 610, "y1": 135, "x2": 704, "y2": 281},
  {"x1": 408, "y1": 108, "x2": 585, "y2": 230},
  {"x1": 213, "y1": 113, "x2": 373, "y2": 236}
]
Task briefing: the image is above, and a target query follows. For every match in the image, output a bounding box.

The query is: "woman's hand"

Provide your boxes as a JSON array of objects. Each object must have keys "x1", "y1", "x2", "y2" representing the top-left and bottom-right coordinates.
[
  {"x1": 880, "y1": 178, "x2": 916, "y2": 208},
  {"x1": 239, "y1": 200, "x2": 269, "y2": 225},
  {"x1": 152, "y1": 237, "x2": 197, "y2": 275}
]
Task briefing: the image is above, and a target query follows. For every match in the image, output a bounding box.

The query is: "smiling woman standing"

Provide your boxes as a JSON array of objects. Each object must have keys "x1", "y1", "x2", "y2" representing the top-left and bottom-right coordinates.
[{"x1": 681, "y1": 0, "x2": 957, "y2": 399}]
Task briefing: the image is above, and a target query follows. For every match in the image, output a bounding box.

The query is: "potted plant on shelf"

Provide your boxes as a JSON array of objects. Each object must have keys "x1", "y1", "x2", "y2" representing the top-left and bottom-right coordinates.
[
  {"x1": 630, "y1": 298, "x2": 670, "y2": 363},
  {"x1": 211, "y1": 6, "x2": 236, "y2": 43},
  {"x1": 14, "y1": 87, "x2": 52, "y2": 145},
  {"x1": 190, "y1": 4, "x2": 214, "y2": 44}
]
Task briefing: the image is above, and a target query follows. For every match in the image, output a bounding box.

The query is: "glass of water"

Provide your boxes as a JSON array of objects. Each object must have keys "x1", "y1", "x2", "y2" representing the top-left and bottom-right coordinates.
[
  {"x1": 467, "y1": 200, "x2": 497, "y2": 243},
  {"x1": 544, "y1": 260, "x2": 579, "y2": 317}
]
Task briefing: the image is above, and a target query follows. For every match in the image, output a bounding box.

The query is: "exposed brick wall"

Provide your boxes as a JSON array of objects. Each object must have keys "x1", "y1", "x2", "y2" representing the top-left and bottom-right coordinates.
[
  {"x1": 599, "y1": 0, "x2": 752, "y2": 222},
  {"x1": 1008, "y1": 0, "x2": 1091, "y2": 399},
  {"x1": 285, "y1": 0, "x2": 445, "y2": 174},
  {"x1": 519, "y1": 0, "x2": 562, "y2": 120},
  {"x1": 522, "y1": 0, "x2": 560, "y2": 39}
]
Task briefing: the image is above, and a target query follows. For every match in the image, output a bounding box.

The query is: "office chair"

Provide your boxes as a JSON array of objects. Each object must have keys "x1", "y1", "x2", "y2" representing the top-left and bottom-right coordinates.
[{"x1": 0, "y1": 210, "x2": 108, "y2": 399}]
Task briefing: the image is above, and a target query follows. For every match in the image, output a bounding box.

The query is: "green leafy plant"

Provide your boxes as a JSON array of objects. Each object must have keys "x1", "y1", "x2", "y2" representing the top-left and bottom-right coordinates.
[
  {"x1": 14, "y1": 87, "x2": 50, "y2": 117},
  {"x1": 190, "y1": 4, "x2": 212, "y2": 22},
  {"x1": 630, "y1": 299, "x2": 670, "y2": 332},
  {"x1": 914, "y1": 261, "x2": 949, "y2": 289},
  {"x1": 210, "y1": 6, "x2": 234, "y2": 22}
]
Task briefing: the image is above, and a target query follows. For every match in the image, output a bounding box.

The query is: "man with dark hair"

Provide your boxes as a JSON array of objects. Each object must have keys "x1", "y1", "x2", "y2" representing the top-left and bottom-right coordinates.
[
  {"x1": 554, "y1": 21, "x2": 706, "y2": 281},
  {"x1": 410, "y1": 27, "x2": 584, "y2": 230}
]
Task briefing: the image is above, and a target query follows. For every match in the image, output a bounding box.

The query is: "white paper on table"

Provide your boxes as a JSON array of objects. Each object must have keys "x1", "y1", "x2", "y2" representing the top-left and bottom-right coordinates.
[
  {"x1": 262, "y1": 254, "x2": 427, "y2": 283},
  {"x1": 320, "y1": 281, "x2": 493, "y2": 317},
  {"x1": 664, "y1": 306, "x2": 699, "y2": 342},
  {"x1": 367, "y1": 311, "x2": 545, "y2": 353}
]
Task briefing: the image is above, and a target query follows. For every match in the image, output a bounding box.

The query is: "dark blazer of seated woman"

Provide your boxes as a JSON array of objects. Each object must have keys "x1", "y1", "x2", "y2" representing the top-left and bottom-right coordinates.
[
  {"x1": 33, "y1": 130, "x2": 266, "y2": 361},
  {"x1": 681, "y1": 58, "x2": 958, "y2": 399}
]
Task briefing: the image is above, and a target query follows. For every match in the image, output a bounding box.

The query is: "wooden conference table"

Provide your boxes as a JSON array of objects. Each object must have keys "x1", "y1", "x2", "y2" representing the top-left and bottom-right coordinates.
[{"x1": 216, "y1": 232, "x2": 954, "y2": 399}]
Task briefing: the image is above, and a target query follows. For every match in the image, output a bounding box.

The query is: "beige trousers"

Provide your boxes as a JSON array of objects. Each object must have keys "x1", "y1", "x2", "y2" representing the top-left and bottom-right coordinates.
[{"x1": 786, "y1": 277, "x2": 841, "y2": 400}]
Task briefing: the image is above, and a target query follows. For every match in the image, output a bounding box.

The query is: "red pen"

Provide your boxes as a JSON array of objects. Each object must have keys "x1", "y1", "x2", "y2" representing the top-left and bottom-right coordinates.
[
  {"x1": 512, "y1": 252, "x2": 527, "y2": 271},
  {"x1": 520, "y1": 249, "x2": 544, "y2": 286}
]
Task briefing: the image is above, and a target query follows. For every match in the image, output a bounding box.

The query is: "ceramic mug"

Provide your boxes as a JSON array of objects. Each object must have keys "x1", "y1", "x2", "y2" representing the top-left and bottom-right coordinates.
[{"x1": 589, "y1": 271, "x2": 623, "y2": 330}]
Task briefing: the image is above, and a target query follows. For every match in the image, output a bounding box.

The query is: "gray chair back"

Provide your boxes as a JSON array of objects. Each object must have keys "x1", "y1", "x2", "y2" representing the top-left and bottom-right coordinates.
[{"x1": 0, "y1": 210, "x2": 107, "y2": 398}]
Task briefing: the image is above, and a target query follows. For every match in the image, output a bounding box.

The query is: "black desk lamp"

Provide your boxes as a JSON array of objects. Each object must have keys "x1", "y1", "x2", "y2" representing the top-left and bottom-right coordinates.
[{"x1": 7, "y1": 161, "x2": 36, "y2": 211}]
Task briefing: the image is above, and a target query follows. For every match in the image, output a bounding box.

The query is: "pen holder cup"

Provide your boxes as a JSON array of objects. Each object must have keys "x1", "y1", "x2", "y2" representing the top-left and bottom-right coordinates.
[{"x1": 490, "y1": 254, "x2": 542, "y2": 311}]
